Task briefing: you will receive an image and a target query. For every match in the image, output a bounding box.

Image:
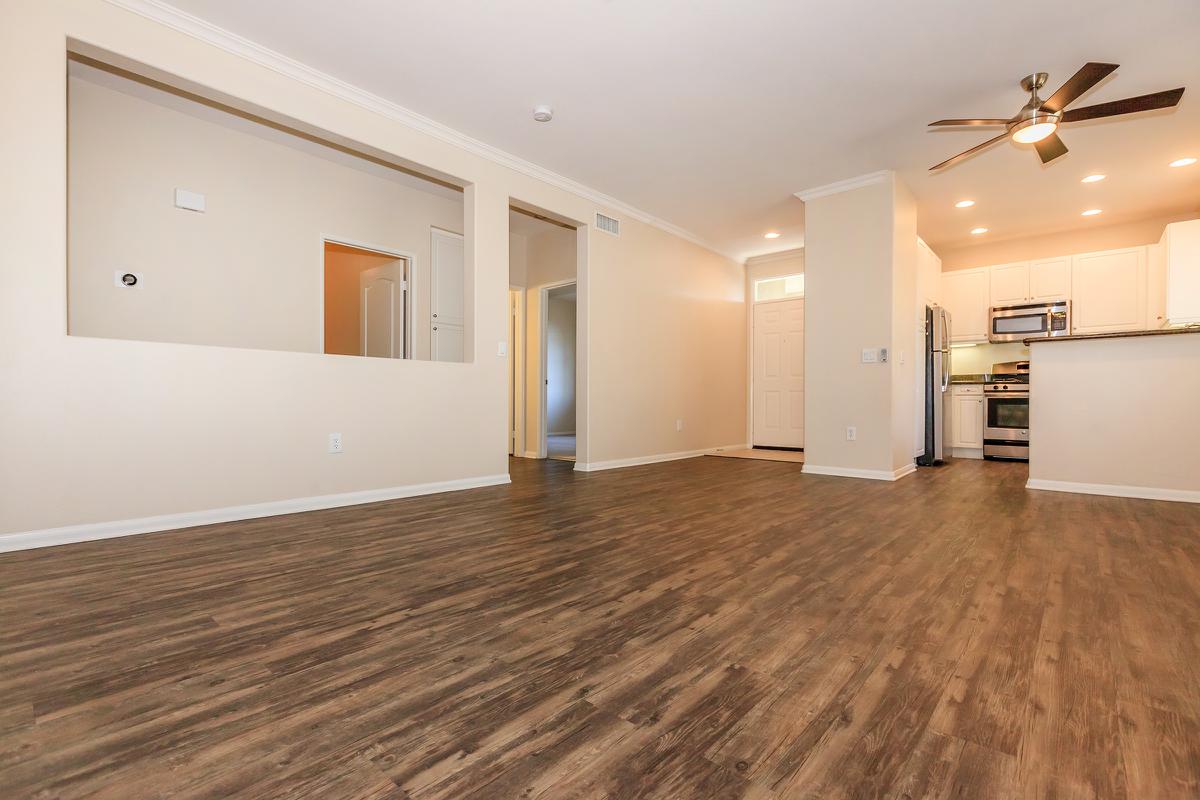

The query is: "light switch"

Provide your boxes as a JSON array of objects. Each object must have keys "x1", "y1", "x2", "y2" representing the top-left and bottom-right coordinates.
[
  {"x1": 497, "y1": 341, "x2": 507, "y2": 357},
  {"x1": 174, "y1": 188, "x2": 206, "y2": 213},
  {"x1": 861, "y1": 348, "x2": 879, "y2": 363}
]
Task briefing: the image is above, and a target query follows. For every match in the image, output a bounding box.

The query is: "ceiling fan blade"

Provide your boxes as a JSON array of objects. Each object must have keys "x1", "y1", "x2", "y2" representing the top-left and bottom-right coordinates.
[
  {"x1": 929, "y1": 132, "x2": 1010, "y2": 171},
  {"x1": 1042, "y1": 62, "x2": 1119, "y2": 112},
  {"x1": 1034, "y1": 132, "x2": 1069, "y2": 163},
  {"x1": 1061, "y1": 88, "x2": 1185, "y2": 122},
  {"x1": 928, "y1": 118, "x2": 1010, "y2": 126}
]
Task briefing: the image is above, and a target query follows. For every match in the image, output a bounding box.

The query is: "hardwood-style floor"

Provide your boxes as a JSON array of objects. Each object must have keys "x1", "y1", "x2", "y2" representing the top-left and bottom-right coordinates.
[{"x1": 2, "y1": 457, "x2": 1199, "y2": 799}]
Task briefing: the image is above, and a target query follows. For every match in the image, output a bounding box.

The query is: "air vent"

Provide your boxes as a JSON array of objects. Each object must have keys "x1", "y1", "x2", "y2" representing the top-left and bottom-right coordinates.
[{"x1": 595, "y1": 212, "x2": 620, "y2": 236}]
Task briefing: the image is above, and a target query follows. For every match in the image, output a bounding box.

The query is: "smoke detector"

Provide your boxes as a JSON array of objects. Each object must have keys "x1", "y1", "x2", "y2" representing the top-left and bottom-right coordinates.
[{"x1": 532, "y1": 105, "x2": 554, "y2": 123}]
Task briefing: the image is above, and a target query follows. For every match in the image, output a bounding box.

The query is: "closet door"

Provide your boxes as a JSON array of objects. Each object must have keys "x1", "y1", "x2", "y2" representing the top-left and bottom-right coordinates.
[{"x1": 431, "y1": 229, "x2": 465, "y2": 327}]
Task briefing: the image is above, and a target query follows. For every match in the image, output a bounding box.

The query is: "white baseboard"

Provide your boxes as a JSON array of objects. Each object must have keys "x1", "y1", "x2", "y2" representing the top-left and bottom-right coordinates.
[
  {"x1": 0, "y1": 473, "x2": 511, "y2": 554},
  {"x1": 802, "y1": 462, "x2": 917, "y2": 481},
  {"x1": 575, "y1": 443, "x2": 749, "y2": 473},
  {"x1": 1026, "y1": 478, "x2": 1200, "y2": 504}
]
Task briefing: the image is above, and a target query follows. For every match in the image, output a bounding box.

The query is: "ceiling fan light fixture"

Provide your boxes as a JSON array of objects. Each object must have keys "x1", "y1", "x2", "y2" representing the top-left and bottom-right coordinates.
[{"x1": 1011, "y1": 118, "x2": 1059, "y2": 144}]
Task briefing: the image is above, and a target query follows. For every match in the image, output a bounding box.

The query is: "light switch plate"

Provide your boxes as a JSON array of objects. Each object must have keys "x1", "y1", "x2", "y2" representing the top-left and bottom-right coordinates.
[
  {"x1": 497, "y1": 341, "x2": 507, "y2": 357},
  {"x1": 861, "y1": 348, "x2": 878, "y2": 363}
]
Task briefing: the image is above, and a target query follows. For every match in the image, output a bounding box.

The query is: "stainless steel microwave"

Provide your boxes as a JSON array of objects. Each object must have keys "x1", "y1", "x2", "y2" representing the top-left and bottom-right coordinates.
[{"x1": 988, "y1": 300, "x2": 1070, "y2": 342}]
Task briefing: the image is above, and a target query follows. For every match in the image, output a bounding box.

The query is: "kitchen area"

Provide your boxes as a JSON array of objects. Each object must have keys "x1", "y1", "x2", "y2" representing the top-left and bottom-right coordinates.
[{"x1": 920, "y1": 218, "x2": 1200, "y2": 499}]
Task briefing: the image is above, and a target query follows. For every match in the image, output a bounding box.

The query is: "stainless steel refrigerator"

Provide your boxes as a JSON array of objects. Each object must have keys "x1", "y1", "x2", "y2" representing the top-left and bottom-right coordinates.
[{"x1": 917, "y1": 305, "x2": 952, "y2": 466}]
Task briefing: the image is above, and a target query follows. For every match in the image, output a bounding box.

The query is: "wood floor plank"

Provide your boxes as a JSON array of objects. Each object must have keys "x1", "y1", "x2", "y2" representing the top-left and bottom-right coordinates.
[{"x1": 1, "y1": 456, "x2": 1199, "y2": 798}]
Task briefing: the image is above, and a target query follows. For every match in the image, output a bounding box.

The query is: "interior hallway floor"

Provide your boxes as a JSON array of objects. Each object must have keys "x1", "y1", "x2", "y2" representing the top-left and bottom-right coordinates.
[
  {"x1": 546, "y1": 433, "x2": 575, "y2": 461},
  {"x1": 2, "y1": 457, "x2": 1199, "y2": 798}
]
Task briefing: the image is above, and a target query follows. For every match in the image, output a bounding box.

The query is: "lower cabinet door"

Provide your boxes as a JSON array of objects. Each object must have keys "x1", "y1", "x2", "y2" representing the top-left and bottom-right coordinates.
[{"x1": 952, "y1": 394, "x2": 984, "y2": 449}]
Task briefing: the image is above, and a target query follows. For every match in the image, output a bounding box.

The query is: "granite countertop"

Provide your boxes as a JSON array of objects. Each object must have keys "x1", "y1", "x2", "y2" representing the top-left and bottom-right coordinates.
[
  {"x1": 1024, "y1": 326, "x2": 1200, "y2": 344},
  {"x1": 950, "y1": 374, "x2": 989, "y2": 384}
]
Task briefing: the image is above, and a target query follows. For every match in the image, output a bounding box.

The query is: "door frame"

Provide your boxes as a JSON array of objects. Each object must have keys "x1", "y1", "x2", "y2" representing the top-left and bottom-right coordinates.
[
  {"x1": 508, "y1": 286, "x2": 526, "y2": 457},
  {"x1": 537, "y1": 279, "x2": 577, "y2": 459},
  {"x1": 320, "y1": 236, "x2": 415, "y2": 358},
  {"x1": 750, "y1": 294, "x2": 806, "y2": 449}
]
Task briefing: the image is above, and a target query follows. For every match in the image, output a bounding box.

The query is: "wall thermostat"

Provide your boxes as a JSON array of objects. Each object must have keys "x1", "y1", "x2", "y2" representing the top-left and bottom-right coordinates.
[{"x1": 114, "y1": 270, "x2": 143, "y2": 288}]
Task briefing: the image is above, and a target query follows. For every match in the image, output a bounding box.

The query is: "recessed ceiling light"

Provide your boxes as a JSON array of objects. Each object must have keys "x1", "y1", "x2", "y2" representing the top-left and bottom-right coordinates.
[
  {"x1": 955, "y1": 200, "x2": 975, "y2": 208},
  {"x1": 1081, "y1": 174, "x2": 1106, "y2": 183},
  {"x1": 970, "y1": 227, "x2": 988, "y2": 235},
  {"x1": 532, "y1": 105, "x2": 554, "y2": 123},
  {"x1": 1170, "y1": 157, "x2": 1197, "y2": 168},
  {"x1": 1081, "y1": 209, "x2": 1103, "y2": 216},
  {"x1": 764, "y1": 231, "x2": 781, "y2": 239}
]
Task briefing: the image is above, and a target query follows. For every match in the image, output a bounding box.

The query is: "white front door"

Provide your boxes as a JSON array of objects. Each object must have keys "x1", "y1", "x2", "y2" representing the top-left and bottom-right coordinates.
[
  {"x1": 359, "y1": 260, "x2": 404, "y2": 358},
  {"x1": 753, "y1": 298, "x2": 804, "y2": 448}
]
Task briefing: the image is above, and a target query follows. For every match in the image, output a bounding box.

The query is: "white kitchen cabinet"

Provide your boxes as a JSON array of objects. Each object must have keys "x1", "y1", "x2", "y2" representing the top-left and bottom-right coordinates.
[
  {"x1": 950, "y1": 386, "x2": 984, "y2": 450},
  {"x1": 1147, "y1": 242, "x2": 1168, "y2": 329},
  {"x1": 1029, "y1": 257, "x2": 1071, "y2": 301},
  {"x1": 989, "y1": 262, "x2": 1030, "y2": 306},
  {"x1": 1162, "y1": 219, "x2": 1200, "y2": 325},
  {"x1": 1071, "y1": 247, "x2": 1147, "y2": 334},
  {"x1": 942, "y1": 268, "x2": 989, "y2": 343}
]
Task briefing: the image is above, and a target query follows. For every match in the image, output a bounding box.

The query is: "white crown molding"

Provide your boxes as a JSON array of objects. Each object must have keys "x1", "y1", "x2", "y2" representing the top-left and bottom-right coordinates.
[
  {"x1": 744, "y1": 247, "x2": 804, "y2": 266},
  {"x1": 794, "y1": 170, "x2": 893, "y2": 203},
  {"x1": 574, "y1": 443, "x2": 748, "y2": 473},
  {"x1": 801, "y1": 462, "x2": 916, "y2": 481},
  {"x1": 0, "y1": 473, "x2": 511, "y2": 553},
  {"x1": 102, "y1": 0, "x2": 741, "y2": 264},
  {"x1": 1027, "y1": 478, "x2": 1200, "y2": 504}
]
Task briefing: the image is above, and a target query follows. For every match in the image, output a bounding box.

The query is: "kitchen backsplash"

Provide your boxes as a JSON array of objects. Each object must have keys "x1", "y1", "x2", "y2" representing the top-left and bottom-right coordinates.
[{"x1": 951, "y1": 342, "x2": 1030, "y2": 374}]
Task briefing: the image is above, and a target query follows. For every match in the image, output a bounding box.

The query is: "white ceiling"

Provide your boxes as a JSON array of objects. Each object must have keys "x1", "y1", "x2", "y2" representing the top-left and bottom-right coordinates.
[{"x1": 155, "y1": 0, "x2": 1200, "y2": 260}]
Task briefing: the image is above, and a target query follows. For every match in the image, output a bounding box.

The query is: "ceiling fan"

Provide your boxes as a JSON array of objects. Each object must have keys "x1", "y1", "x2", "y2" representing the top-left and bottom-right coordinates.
[{"x1": 928, "y1": 63, "x2": 1184, "y2": 170}]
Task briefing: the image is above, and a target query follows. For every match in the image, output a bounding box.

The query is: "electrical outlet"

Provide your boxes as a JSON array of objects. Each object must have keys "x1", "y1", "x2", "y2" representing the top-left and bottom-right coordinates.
[
  {"x1": 328, "y1": 433, "x2": 343, "y2": 454},
  {"x1": 676, "y1": 419, "x2": 684, "y2": 432},
  {"x1": 846, "y1": 426, "x2": 857, "y2": 441}
]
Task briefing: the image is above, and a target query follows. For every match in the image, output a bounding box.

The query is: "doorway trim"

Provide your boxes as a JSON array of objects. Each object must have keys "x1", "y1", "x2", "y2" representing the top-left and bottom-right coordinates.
[
  {"x1": 537, "y1": 278, "x2": 577, "y2": 459},
  {"x1": 320, "y1": 235, "x2": 416, "y2": 359},
  {"x1": 508, "y1": 286, "x2": 526, "y2": 457}
]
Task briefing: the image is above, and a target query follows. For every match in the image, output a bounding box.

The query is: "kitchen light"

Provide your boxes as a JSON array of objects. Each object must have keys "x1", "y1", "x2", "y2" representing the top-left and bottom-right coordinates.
[
  {"x1": 1010, "y1": 120, "x2": 1058, "y2": 144},
  {"x1": 1081, "y1": 174, "x2": 1106, "y2": 183},
  {"x1": 1081, "y1": 209, "x2": 1102, "y2": 216},
  {"x1": 764, "y1": 231, "x2": 781, "y2": 239},
  {"x1": 955, "y1": 200, "x2": 975, "y2": 208},
  {"x1": 970, "y1": 227, "x2": 988, "y2": 235},
  {"x1": 950, "y1": 343, "x2": 978, "y2": 349},
  {"x1": 1170, "y1": 157, "x2": 1197, "y2": 168}
]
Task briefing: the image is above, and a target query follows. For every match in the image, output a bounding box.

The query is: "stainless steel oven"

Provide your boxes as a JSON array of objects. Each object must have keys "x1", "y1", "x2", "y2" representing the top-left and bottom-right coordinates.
[
  {"x1": 983, "y1": 383, "x2": 1029, "y2": 460},
  {"x1": 989, "y1": 300, "x2": 1070, "y2": 342}
]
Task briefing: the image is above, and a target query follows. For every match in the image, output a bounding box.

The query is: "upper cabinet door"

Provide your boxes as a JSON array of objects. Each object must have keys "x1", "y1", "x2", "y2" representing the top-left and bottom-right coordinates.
[
  {"x1": 942, "y1": 268, "x2": 989, "y2": 343},
  {"x1": 1029, "y1": 257, "x2": 1071, "y2": 301},
  {"x1": 989, "y1": 262, "x2": 1030, "y2": 306},
  {"x1": 1071, "y1": 248, "x2": 1147, "y2": 334},
  {"x1": 430, "y1": 229, "x2": 465, "y2": 327},
  {"x1": 1163, "y1": 219, "x2": 1200, "y2": 326}
]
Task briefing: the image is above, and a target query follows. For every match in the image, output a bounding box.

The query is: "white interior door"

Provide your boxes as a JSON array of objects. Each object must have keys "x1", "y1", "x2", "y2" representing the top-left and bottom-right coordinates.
[
  {"x1": 431, "y1": 229, "x2": 465, "y2": 327},
  {"x1": 753, "y1": 298, "x2": 804, "y2": 448},
  {"x1": 359, "y1": 260, "x2": 404, "y2": 358}
]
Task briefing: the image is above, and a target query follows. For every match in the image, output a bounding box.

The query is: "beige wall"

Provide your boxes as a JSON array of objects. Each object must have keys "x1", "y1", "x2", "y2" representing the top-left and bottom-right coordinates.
[
  {"x1": 67, "y1": 71, "x2": 463, "y2": 358},
  {"x1": 546, "y1": 291, "x2": 577, "y2": 434},
  {"x1": 1028, "y1": 333, "x2": 1200, "y2": 498},
  {"x1": 323, "y1": 244, "x2": 400, "y2": 357},
  {"x1": 1, "y1": 0, "x2": 745, "y2": 537},
  {"x1": 889, "y1": 180, "x2": 918, "y2": 471},
  {"x1": 803, "y1": 178, "x2": 898, "y2": 474},
  {"x1": 938, "y1": 212, "x2": 1200, "y2": 271}
]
